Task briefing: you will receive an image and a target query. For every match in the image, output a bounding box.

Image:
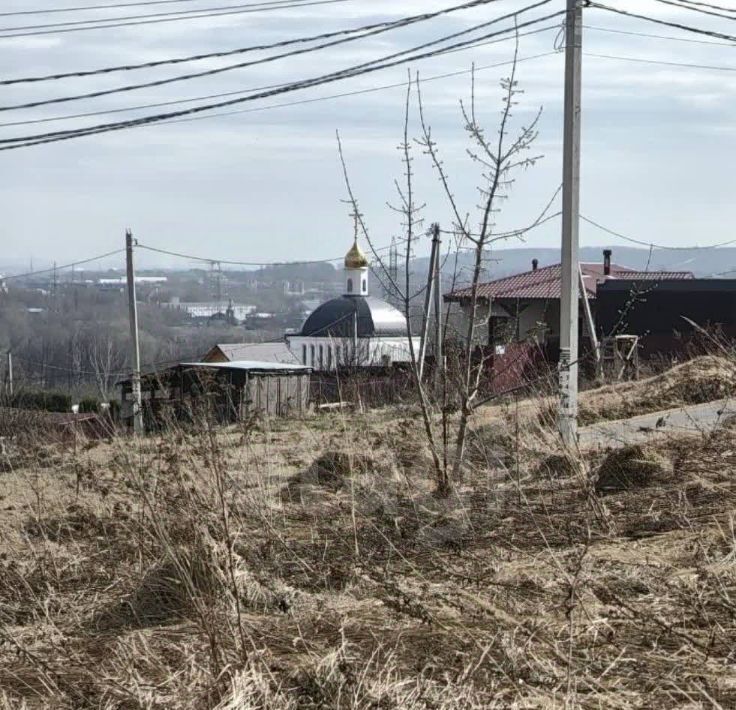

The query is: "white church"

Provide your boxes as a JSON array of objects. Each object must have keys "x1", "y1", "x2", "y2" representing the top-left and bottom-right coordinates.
[{"x1": 286, "y1": 239, "x2": 420, "y2": 371}]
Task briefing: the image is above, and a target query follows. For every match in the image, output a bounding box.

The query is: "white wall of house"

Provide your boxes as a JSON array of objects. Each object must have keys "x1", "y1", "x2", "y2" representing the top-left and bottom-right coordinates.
[
  {"x1": 453, "y1": 298, "x2": 566, "y2": 345},
  {"x1": 286, "y1": 335, "x2": 421, "y2": 371}
]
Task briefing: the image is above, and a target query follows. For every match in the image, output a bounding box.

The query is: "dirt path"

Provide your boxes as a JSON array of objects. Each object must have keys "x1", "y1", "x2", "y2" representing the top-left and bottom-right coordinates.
[{"x1": 579, "y1": 397, "x2": 736, "y2": 449}]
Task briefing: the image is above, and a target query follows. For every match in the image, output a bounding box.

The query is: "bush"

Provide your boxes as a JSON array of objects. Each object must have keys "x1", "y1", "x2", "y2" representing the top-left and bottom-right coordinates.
[
  {"x1": 595, "y1": 444, "x2": 669, "y2": 494},
  {"x1": 12, "y1": 390, "x2": 71, "y2": 413},
  {"x1": 78, "y1": 397, "x2": 100, "y2": 413}
]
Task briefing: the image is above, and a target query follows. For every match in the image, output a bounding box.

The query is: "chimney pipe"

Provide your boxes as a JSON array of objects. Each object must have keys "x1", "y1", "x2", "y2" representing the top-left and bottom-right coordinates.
[
  {"x1": 603, "y1": 249, "x2": 612, "y2": 277},
  {"x1": 531, "y1": 258, "x2": 538, "y2": 271}
]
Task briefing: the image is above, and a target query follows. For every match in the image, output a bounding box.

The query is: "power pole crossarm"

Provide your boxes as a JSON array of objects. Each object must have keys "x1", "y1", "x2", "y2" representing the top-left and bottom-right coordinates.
[
  {"x1": 558, "y1": 0, "x2": 583, "y2": 445},
  {"x1": 125, "y1": 229, "x2": 144, "y2": 434}
]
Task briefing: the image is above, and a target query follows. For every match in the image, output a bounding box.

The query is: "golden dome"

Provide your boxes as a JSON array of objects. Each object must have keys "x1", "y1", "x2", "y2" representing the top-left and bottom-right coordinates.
[{"x1": 344, "y1": 239, "x2": 369, "y2": 269}]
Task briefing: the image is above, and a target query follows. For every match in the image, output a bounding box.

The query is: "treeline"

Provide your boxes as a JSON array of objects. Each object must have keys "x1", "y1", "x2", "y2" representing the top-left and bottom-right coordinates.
[{"x1": 0, "y1": 286, "x2": 254, "y2": 403}]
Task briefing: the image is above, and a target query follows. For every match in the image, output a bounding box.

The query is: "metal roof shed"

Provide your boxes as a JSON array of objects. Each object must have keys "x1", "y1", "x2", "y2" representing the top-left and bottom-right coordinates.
[{"x1": 119, "y1": 360, "x2": 312, "y2": 429}]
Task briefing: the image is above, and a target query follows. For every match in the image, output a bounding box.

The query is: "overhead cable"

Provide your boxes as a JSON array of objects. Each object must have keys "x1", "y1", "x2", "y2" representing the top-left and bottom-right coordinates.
[
  {"x1": 0, "y1": 29, "x2": 560, "y2": 129},
  {"x1": 650, "y1": 0, "x2": 736, "y2": 21},
  {"x1": 135, "y1": 241, "x2": 391, "y2": 266},
  {"x1": 0, "y1": 0, "x2": 356, "y2": 38},
  {"x1": 589, "y1": 3, "x2": 736, "y2": 43},
  {"x1": 3, "y1": 0, "x2": 343, "y2": 31},
  {"x1": 0, "y1": 0, "x2": 219, "y2": 17},
  {"x1": 152, "y1": 50, "x2": 560, "y2": 128},
  {"x1": 0, "y1": 0, "x2": 535, "y2": 109},
  {"x1": 581, "y1": 216, "x2": 736, "y2": 251},
  {"x1": 584, "y1": 24, "x2": 735, "y2": 46},
  {"x1": 1, "y1": 0, "x2": 500, "y2": 86},
  {"x1": 586, "y1": 52, "x2": 735, "y2": 72},
  {"x1": 2, "y1": 249, "x2": 126, "y2": 281},
  {"x1": 0, "y1": 9, "x2": 566, "y2": 149},
  {"x1": 675, "y1": 0, "x2": 736, "y2": 13}
]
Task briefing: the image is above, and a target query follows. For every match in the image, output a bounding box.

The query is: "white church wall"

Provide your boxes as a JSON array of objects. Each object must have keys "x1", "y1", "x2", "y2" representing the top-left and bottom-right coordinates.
[{"x1": 286, "y1": 336, "x2": 420, "y2": 371}]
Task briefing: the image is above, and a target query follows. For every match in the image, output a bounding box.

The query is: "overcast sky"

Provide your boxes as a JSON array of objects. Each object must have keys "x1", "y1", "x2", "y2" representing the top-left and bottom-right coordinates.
[{"x1": 1, "y1": 0, "x2": 733, "y2": 271}]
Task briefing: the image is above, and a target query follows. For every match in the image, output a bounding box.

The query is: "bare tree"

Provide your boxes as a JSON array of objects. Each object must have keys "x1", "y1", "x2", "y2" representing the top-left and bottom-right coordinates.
[
  {"x1": 337, "y1": 78, "x2": 450, "y2": 494},
  {"x1": 337, "y1": 43, "x2": 555, "y2": 494},
  {"x1": 89, "y1": 330, "x2": 126, "y2": 401},
  {"x1": 418, "y1": 44, "x2": 545, "y2": 482}
]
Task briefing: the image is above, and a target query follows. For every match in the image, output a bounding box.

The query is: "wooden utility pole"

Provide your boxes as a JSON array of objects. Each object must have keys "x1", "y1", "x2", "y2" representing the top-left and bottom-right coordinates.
[
  {"x1": 125, "y1": 229, "x2": 143, "y2": 434},
  {"x1": 418, "y1": 224, "x2": 440, "y2": 381},
  {"x1": 432, "y1": 224, "x2": 443, "y2": 387},
  {"x1": 558, "y1": 0, "x2": 583, "y2": 445}
]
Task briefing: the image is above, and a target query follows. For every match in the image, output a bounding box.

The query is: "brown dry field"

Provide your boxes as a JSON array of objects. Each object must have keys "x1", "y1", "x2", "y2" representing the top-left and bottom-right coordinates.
[{"x1": 1, "y1": 357, "x2": 735, "y2": 708}]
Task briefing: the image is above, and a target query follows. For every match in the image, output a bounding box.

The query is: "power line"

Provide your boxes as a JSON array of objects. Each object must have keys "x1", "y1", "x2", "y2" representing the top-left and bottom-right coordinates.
[
  {"x1": 2, "y1": 0, "x2": 353, "y2": 33},
  {"x1": 650, "y1": 0, "x2": 736, "y2": 21},
  {"x1": 8, "y1": 33, "x2": 733, "y2": 133},
  {"x1": 0, "y1": 9, "x2": 565, "y2": 150},
  {"x1": 161, "y1": 51, "x2": 559, "y2": 128},
  {"x1": 0, "y1": 0, "x2": 288, "y2": 17},
  {"x1": 1, "y1": 1, "x2": 475, "y2": 86},
  {"x1": 675, "y1": 0, "x2": 736, "y2": 13},
  {"x1": 136, "y1": 241, "x2": 392, "y2": 266},
  {"x1": 0, "y1": 28, "x2": 559, "y2": 129},
  {"x1": 584, "y1": 23, "x2": 736, "y2": 46},
  {"x1": 585, "y1": 52, "x2": 736, "y2": 72},
  {"x1": 0, "y1": 0, "x2": 356, "y2": 38},
  {"x1": 581, "y1": 215, "x2": 736, "y2": 251},
  {"x1": 589, "y1": 3, "x2": 736, "y2": 43},
  {"x1": 2, "y1": 249, "x2": 126, "y2": 282},
  {"x1": 0, "y1": 0, "x2": 531, "y2": 110},
  {"x1": 6, "y1": 34, "x2": 731, "y2": 137}
]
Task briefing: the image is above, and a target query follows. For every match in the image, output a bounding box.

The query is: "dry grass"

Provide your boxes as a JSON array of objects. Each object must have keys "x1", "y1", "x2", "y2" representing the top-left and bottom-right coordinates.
[
  {"x1": 1, "y1": 370, "x2": 736, "y2": 708},
  {"x1": 579, "y1": 355, "x2": 736, "y2": 425}
]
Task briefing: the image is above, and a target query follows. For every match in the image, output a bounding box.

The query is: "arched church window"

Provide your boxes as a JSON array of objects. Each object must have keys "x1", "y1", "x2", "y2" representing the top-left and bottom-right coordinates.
[
  {"x1": 327, "y1": 346, "x2": 333, "y2": 370},
  {"x1": 319, "y1": 345, "x2": 324, "y2": 369},
  {"x1": 302, "y1": 344, "x2": 307, "y2": 365},
  {"x1": 347, "y1": 278, "x2": 353, "y2": 293},
  {"x1": 310, "y1": 344, "x2": 315, "y2": 367},
  {"x1": 362, "y1": 279, "x2": 367, "y2": 293}
]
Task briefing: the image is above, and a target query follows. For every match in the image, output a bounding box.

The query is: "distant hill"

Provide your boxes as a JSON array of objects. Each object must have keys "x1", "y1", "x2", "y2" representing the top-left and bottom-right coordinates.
[{"x1": 410, "y1": 245, "x2": 736, "y2": 284}]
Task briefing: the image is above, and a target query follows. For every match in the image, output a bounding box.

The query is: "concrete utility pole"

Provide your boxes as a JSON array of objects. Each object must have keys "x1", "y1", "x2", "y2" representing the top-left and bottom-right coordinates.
[
  {"x1": 125, "y1": 229, "x2": 143, "y2": 434},
  {"x1": 432, "y1": 224, "x2": 443, "y2": 388},
  {"x1": 558, "y1": 0, "x2": 583, "y2": 445},
  {"x1": 418, "y1": 224, "x2": 440, "y2": 381}
]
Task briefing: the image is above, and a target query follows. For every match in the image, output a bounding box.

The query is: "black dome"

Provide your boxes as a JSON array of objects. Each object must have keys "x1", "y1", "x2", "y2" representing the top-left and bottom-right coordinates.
[{"x1": 301, "y1": 296, "x2": 408, "y2": 338}]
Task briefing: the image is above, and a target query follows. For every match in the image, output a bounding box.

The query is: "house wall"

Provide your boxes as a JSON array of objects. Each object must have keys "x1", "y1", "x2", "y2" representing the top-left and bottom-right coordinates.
[
  {"x1": 242, "y1": 373, "x2": 310, "y2": 417},
  {"x1": 455, "y1": 299, "x2": 563, "y2": 346},
  {"x1": 448, "y1": 300, "x2": 492, "y2": 344}
]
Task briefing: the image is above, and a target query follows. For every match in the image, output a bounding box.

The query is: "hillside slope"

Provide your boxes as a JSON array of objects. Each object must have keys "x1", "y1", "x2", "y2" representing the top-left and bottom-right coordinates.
[{"x1": 1, "y1": 387, "x2": 735, "y2": 708}]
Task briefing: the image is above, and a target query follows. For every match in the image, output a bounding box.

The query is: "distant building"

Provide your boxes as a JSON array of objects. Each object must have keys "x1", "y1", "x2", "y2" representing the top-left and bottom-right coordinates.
[
  {"x1": 97, "y1": 276, "x2": 167, "y2": 291},
  {"x1": 164, "y1": 299, "x2": 255, "y2": 323},
  {"x1": 283, "y1": 280, "x2": 305, "y2": 296},
  {"x1": 286, "y1": 238, "x2": 419, "y2": 371}
]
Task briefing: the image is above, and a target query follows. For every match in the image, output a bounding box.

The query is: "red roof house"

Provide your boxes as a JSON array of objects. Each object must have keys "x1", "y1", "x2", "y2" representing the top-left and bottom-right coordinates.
[{"x1": 444, "y1": 250, "x2": 694, "y2": 348}]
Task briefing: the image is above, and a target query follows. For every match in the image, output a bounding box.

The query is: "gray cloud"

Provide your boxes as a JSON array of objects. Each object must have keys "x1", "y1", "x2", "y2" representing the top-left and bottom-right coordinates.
[{"x1": 0, "y1": 0, "x2": 733, "y2": 269}]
